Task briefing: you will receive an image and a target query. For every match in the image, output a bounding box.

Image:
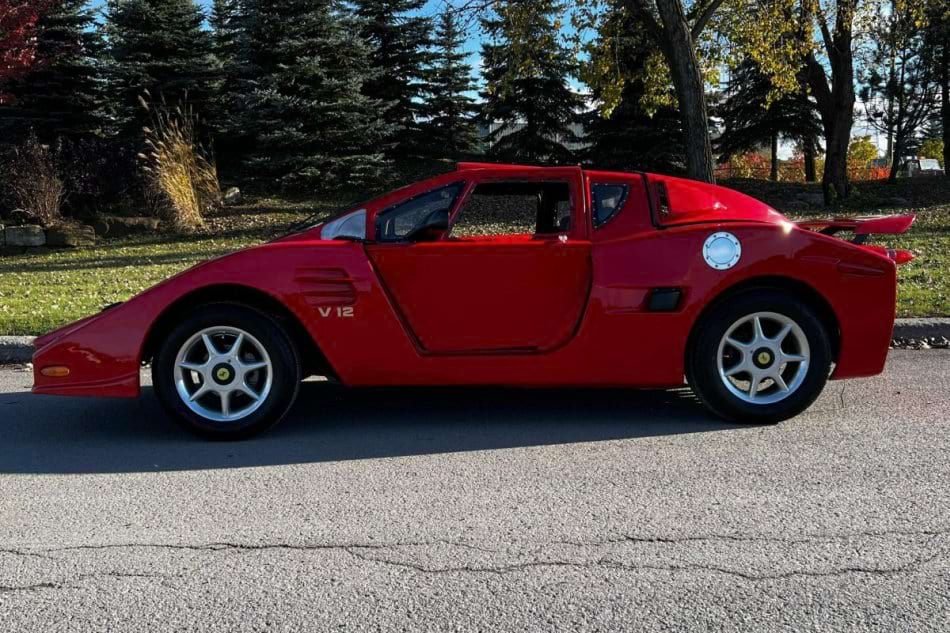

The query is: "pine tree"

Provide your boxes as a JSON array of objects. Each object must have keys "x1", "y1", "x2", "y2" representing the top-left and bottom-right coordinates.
[
  {"x1": 479, "y1": 0, "x2": 583, "y2": 163},
  {"x1": 583, "y1": 86, "x2": 685, "y2": 174},
  {"x1": 716, "y1": 59, "x2": 821, "y2": 181},
  {"x1": 419, "y1": 7, "x2": 478, "y2": 159},
  {"x1": 353, "y1": 0, "x2": 432, "y2": 156},
  {"x1": 582, "y1": 6, "x2": 685, "y2": 173},
  {"x1": 209, "y1": 0, "x2": 249, "y2": 162},
  {"x1": 239, "y1": 0, "x2": 390, "y2": 189},
  {"x1": 0, "y1": 0, "x2": 104, "y2": 143},
  {"x1": 104, "y1": 0, "x2": 217, "y2": 134}
]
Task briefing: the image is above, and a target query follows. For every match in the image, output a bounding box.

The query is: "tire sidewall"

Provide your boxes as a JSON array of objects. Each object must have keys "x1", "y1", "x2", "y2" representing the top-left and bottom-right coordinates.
[
  {"x1": 152, "y1": 304, "x2": 301, "y2": 440},
  {"x1": 688, "y1": 290, "x2": 832, "y2": 423}
]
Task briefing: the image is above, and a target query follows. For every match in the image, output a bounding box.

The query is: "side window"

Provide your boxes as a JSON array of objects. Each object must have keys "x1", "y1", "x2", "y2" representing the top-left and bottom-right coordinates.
[
  {"x1": 450, "y1": 181, "x2": 572, "y2": 238},
  {"x1": 591, "y1": 183, "x2": 629, "y2": 228},
  {"x1": 376, "y1": 182, "x2": 463, "y2": 242}
]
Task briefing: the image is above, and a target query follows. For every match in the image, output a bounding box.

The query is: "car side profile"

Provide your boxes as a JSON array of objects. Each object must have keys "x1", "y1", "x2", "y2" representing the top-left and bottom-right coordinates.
[{"x1": 32, "y1": 163, "x2": 916, "y2": 439}]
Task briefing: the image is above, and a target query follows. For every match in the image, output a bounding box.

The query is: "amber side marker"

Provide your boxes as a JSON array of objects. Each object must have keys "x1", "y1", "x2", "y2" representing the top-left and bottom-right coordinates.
[{"x1": 40, "y1": 366, "x2": 70, "y2": 377}]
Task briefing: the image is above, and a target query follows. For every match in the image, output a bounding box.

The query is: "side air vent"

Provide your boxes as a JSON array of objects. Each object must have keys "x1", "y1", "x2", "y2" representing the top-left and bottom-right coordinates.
[{"x1": 294, "y1": 267, "x2": 358, "y2": 306}]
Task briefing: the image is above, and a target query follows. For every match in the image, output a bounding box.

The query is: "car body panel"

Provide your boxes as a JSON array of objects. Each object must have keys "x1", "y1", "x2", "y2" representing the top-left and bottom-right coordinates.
[{"x1": 33, "y1": 164, "x2": 909, "y2": 398}]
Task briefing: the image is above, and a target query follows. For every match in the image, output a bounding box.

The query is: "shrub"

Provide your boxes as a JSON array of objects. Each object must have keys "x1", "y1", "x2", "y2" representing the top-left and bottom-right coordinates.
[
  {"x1": 138, "y1": 94, "x2": 220, "y2": 231},
  {"x1": 1, "y1": 131, "x2": 65, "y2": 226}
]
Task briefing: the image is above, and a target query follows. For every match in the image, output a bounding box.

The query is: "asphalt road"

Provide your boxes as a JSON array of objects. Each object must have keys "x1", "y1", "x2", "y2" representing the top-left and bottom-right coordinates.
[{"x1": 1, "y1": 351, "x2": 948, "y2": 631}]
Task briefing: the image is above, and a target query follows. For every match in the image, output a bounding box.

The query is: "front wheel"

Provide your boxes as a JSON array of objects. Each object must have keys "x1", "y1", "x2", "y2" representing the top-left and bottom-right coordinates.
[
  {"x1": 686, "y1": 290, "x2": 832, "y2": 424},
  {"x1": 152, "y1": 304, "x2": 302, "y2": 440}
]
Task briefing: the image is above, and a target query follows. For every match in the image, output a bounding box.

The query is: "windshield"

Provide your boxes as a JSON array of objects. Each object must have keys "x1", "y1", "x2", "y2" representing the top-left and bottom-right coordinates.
[{"x1": 281, "y1": 195, "x2": 374, "y2": 237}]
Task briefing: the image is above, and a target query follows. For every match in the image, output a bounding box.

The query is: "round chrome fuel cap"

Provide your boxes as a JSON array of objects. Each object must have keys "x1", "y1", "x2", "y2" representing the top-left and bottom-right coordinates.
[{"x1": 703, "y1": 232, "x2": 741, "y2": 270}]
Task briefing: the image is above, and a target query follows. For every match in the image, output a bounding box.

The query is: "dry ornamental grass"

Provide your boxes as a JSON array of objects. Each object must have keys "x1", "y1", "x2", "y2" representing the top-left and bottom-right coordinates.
[{"x1": 138, "y1": 93, "x2": 220, "y2": 232}]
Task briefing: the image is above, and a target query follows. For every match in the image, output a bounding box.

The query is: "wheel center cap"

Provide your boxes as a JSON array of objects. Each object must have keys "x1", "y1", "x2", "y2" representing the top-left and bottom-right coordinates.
[
  {"x1": 212, "y1": 363, "x2": 234, "y2": 385},
  {"x1": 753, "y1": 349, "x2": 774, "y2": 368}
]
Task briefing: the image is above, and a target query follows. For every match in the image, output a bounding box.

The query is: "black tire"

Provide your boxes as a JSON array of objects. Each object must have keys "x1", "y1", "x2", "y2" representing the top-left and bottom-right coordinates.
[
  {"x1": 152, "y1": 303, "x2": 302, "y2": 440},
  {"x1": 686, "y1": 289, "x2": 832, "y2": 424}
]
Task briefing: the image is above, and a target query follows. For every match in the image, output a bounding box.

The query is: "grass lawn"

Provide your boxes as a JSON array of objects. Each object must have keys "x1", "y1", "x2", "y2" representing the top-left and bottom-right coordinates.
[{"x1": 1, "y1": 179, "x2": 948, "y2": 335}]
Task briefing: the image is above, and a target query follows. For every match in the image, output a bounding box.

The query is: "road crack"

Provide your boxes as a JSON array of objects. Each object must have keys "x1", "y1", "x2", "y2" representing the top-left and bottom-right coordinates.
[{"x1": 3, "y1": 527, "x2": 946, "y2": 590}]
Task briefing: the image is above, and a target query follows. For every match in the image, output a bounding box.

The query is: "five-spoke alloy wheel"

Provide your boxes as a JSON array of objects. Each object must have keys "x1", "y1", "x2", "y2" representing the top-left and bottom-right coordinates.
[
  {"x1": 153, "y1": 304, "x2": 302, "y2": 440},
  {"x1": 687, "y1": 290, "x2": 832, "y2": 424},
  {"x1": 173, "y1": 327, "x2": 274, "y2": 422}
]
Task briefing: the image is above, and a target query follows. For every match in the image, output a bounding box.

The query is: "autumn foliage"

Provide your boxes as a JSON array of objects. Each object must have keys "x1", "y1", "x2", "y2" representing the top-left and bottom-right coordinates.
[{"x1": 0, "y1": 0, "x2": 54, "y2": 103}]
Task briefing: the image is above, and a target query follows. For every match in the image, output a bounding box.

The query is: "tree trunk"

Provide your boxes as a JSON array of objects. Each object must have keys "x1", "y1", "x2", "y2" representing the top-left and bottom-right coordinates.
[
  {"x1": 823, "y1": 113, "x2": 851, "y2": 202},
  {"x1": 802, "y1": 1, "x2": 856, "y2": 204},
  {"x1": 889, "y1": 133, "x2": 904, "y2": 181},
  {"x1": 770, "y1": 132, "x2": 779, "y2": 180},
  {"x1": 803, "y1": 136, "x2": 817, "y2": 182},
  {"x1": 942, "y1": 44, "x2": 949, "y2": 178},
  {"x1": 653, "y1": 0, "x2": 715, "y2": 183}
]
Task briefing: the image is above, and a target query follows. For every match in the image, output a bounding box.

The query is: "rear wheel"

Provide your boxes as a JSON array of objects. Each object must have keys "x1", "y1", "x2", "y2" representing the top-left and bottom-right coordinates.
[
  {"x1": 152, "y1": 304, "x2": 302, "y2": 440},
  {"x1": 686, "y1": 290, "x2": 832, "y2": 423}
]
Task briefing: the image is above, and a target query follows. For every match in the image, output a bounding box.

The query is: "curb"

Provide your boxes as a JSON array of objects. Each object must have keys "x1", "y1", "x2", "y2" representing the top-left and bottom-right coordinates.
[
  {"x1": 2, "y1": 318, "x2": 949, "y2": 365},
  {"x1": 890, "y1": 317, "x2": 950, "y2": 340},
  {"x1": 0, "y1": 336, "x2": 35, "y2": 364}
]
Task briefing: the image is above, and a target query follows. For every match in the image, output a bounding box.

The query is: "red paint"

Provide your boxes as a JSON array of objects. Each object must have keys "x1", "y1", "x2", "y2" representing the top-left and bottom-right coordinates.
[{"x1": 33, "y1": 165, "x2": 911, "y2": 398}]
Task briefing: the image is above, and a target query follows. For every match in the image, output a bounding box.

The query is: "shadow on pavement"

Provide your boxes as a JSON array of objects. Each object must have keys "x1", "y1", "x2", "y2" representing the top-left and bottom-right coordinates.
[{"x1": 1, "y1": 382, "x2": 745, "y2": 474}]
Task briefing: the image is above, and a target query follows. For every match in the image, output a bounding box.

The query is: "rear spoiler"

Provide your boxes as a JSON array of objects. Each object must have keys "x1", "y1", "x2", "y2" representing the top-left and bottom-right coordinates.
[
  {"x1": 795, "y1": 214, "x2": 915, "y2": 242},
  {"x1": 796, "y1": 214, "x2": 917, "y2": 265}
]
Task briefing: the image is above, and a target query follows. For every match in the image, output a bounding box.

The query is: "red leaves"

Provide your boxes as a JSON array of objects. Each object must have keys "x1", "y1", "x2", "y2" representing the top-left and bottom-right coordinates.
[{"x1": 0, "y1": 0, "x2": 56, "y2": 103}]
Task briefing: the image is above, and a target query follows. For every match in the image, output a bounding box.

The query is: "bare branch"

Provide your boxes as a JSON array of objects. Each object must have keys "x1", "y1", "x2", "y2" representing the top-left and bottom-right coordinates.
[{"x1": 689, "y1": 0, "x2": 726, "y2": 39}]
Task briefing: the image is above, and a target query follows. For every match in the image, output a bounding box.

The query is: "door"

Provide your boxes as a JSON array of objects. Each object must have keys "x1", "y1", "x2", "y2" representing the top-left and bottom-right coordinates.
[{"x1": 366, "y1": 176, "x2": 592, "y2": 354}]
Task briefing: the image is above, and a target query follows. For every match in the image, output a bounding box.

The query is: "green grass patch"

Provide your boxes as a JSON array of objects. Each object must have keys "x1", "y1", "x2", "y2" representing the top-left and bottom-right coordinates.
[
  {"x1": 1, "y1": 181, "x2": 948, "y2": 335},
  {"x1": 725, "y1": 178, "x2": 950, "y2": 320},
  {"x1": 0, "y1": 194, "x2": 344, "y2": 335}
]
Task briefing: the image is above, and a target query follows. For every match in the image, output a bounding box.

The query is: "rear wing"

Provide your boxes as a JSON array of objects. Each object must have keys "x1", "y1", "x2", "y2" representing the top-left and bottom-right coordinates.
[
  {"x1": 796, "y1": 214, "x2": 916, "y2": 265},
  {"x1": 795, "y1": 214, "x2": 915, "y2": 242}
]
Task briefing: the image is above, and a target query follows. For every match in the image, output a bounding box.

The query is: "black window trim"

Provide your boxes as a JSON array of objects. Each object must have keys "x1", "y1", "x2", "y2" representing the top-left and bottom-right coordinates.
[
  {"x1": 590, "y1": 182, "x2": 630, "y2": 229},
  {"x1": 374, "y1": 180, "x2": 466, "y2": 242}
]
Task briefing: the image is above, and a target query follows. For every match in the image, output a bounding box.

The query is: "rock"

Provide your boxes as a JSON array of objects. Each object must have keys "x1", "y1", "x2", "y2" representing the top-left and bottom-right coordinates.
[
  {"x1": 223, "y1": 187, "x2": 242, "y2": 206},
  {"x1": 7, "y1": 208, "x2": 35, "y2": 225},
  {"x1": 46, "y1": 224, "x2": 96, "y2": 248},
  {"x1": 4, "y1": 225, "x2": 45, "y2": 247},
  {"x1": 92, "y1": 215, "x2": 161, "y2": 238}
]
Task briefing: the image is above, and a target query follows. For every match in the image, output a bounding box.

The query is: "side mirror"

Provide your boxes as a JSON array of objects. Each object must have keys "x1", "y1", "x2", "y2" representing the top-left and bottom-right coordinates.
[{"x1": 406, "y1": 208, "x2": 449, "y2": 242}]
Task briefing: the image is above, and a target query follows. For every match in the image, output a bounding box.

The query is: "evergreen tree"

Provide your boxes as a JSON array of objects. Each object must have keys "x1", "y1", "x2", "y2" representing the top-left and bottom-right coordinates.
[
  {"x1": 0, "y1": 0, "x2": 104, "y2": 143},
  {"x1": 210, "y1": 0, "x2": 244, "y2": 68},
  {"x1": 479, "y1": 0, "x2": 583, "y2": 163},
  {"x1": 582, "y1": 5, "x2": 685, "y2": 173},
  {"x1": 420, "y1": 7, "x2": 478, "y2": 159},
  {"x1": 239, "y1": 0, "x2": 390, "y2": 189},
  {"x1": 104, "y1": 0, "x2": 217, "y2": 134},
  {"x1": 353, "y1": 0, "x2": 432, "y2": 156},
  {"x1": 716, "y1": 59, "x2": 821, "y2": 181},
  {"x1": 209, "y1": 0, "x2": 249, "y2": 161},
  {"x1": 583, "y1": 87, "x2": 685, "y2": 175}
]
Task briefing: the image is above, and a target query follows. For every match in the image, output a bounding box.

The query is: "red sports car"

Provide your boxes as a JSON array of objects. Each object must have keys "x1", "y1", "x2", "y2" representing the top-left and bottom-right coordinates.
[{"x1": 32, "y1": 163, "x2": 916, "y2": 439}]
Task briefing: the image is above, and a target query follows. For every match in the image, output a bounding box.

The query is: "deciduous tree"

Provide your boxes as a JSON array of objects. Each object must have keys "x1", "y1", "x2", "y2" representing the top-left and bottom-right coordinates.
[
  {"x1": 0, "y1": 0, "x2": 55, "y2": 104},
  {"x1": 859, "y1": 0, "x2": 940, "y2": 180},
  {"x1": 0, "y1": 0, "x2": 104, "y2": 143}
]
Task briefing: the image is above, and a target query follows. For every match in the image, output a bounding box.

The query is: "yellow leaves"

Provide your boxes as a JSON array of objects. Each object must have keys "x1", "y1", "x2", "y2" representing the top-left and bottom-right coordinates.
[{"x1": 641, "y1": 52, "x2": 678, "y2": 115}]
